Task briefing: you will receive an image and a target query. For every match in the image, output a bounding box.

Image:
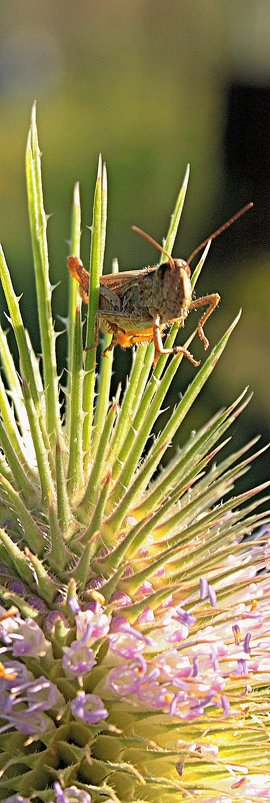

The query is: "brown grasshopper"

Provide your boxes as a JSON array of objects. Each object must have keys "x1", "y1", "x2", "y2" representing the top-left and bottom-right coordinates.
[{"x1": 68, "y1": 203, "x2": 252, "y2": 366}]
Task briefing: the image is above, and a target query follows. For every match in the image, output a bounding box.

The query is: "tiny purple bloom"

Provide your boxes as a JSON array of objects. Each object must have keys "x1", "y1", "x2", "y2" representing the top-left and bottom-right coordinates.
[
  {"x1": 71, "y1": 691, "x2": 108, "y2": 725},
  {"x1": 11, "y1": 619, "x2": 49, "y2": 658},
  {"x1": 75, "y1": 604, "x2": 111, "y2": 641},
  {"x1": 54, "y1": 781, "x2": 91, "y2": 803},
  {"x1": 62, "y1": 642, "x2": 95, "y2": 675}
]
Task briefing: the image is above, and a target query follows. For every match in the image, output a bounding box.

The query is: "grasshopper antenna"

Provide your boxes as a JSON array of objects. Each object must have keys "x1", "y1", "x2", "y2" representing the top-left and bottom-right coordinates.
[
  {"x1": 132, "y1": 225, "x2": 175, "y2": 269},
  {"x1": 187, "y1": 202, "x2": 253, "y2": 265}
]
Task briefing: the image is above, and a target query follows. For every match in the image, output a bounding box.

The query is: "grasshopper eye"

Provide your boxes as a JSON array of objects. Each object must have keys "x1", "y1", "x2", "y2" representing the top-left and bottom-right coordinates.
[
  {"x1": 174, "y1": 259, "x2": 191, "y2": 278},
  {"x1": 183, "y1": 263, "x2": 191, "y2": 278}
]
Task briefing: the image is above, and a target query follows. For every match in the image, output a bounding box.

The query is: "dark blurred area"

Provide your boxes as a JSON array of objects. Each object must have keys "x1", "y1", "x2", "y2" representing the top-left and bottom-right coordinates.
[{"x1": 0, "y1": 0, "x2": 269, "y2": 484}]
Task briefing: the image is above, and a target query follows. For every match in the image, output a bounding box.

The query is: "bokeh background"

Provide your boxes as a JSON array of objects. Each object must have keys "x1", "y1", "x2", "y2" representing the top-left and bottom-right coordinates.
[{"x1": 0, "y1": 0, "x2": 269, "y2": 483}]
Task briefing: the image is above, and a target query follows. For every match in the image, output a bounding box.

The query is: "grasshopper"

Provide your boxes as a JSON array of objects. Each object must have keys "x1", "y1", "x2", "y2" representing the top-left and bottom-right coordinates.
[{"x1": 68, "y1": 203, "x2": 252, "y2": 366}]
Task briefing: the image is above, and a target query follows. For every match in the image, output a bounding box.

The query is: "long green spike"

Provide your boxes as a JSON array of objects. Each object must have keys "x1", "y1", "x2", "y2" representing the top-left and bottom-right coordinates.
[
  {"x1": 21, "y1": 379, "x2": 55, "y2": 502},
  {"x1": 80, "y1": 400, "x2": 118, "y2": 517},
  {"x1": 0, "y1": 418, "x2": 35, "y2": 499},
  {"x1": 67, "y1": 306, "x2": 84, "y2": 501},
  {"x1": 25, "y1": 104, "x2": 61, "y2": 445},
  {"x1": 0, "y1": 474, "x2": 44, "y2": 554},
  {"x1": 66, "y1": 180, "x2": 82, "y2": 441},
  {"x1": 55, "y1": 439, "x2": 72, "y2": 532},
  {"x1": 24, "y1": 547, "x2": 57, "y2": 604},
  {"x1": 82, "y1": 155, "x2": 104, "y2": 470},
  {"x1": 0, "y1": 528, "x2": 34, "y2": 586},
  {"x1": 0, "y1": 325, "x2": 33, "y2": 446},
  {"x1": 108, "y1": 345, "x2": 152, "y2": 465}
]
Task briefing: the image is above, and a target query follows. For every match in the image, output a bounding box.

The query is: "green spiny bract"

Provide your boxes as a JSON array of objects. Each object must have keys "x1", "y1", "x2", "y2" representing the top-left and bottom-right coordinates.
[{"x1": 0, "y1": 106, "x2": 269, "y2": 803}]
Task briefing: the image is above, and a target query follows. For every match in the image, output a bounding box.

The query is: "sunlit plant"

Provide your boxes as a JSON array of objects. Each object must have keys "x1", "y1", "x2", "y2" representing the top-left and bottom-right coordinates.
[{"x1": 0, "y1": 106, "x2": 270, "y2": 803}]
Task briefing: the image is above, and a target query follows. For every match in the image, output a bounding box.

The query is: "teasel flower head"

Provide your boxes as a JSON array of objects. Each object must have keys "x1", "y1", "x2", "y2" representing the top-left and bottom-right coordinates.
[{"x1": 0, "y1": 105, "x2": 269, "y2": 802}]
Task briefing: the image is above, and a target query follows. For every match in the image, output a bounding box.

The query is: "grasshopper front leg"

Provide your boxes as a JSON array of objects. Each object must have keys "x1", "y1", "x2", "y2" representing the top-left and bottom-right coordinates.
[
  {"x1": 153, "y1": 315, "x2": 200, "y2": 367},
  {"x1": 189, "y1": 293, "x2": 221, "y2": 350}
]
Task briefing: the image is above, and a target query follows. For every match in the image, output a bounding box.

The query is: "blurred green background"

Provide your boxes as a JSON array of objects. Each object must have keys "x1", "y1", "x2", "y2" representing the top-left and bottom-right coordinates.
[{"x1": 0, "y1": 0, "x2": 269, "y2": 482}]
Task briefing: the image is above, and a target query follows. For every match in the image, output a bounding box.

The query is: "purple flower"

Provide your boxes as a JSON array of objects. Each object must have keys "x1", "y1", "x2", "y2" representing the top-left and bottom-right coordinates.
[
  {"x1": 71, "y1": 691, "x2": 108, "y2": 724},
  {"x1": 136, "y1": 605, "x2": 155, "y2": 624},
  {"x1": 0, "y1": 664, "x2": 62, "y2": 735},
  {"x1": 200, "y1": 577, "x2": 217, "y2": 606},
  {"x1": 109, "y1": 617, "x2": 151, "y2": 658},
  {"x1": 25, "y1": 676, "x2": 62, "y2": 711},
  {"x1": 9, "y1": 619, "x2": 49, "y2": 658},
  {"x1": 54, "y1": 781, "x2": 91, "y2": 803},
  {"x1": 109, "y1": 591, "x2": 132, "y2": 608},
  {"x1": 0, "y1": 606, "x2": 20, "y2": 643},
  {"x1": 0, "y1": 660, "x2": 32, "y2": 689},
  {"x1": 0, "y1": 706, "x2": 51, "y2": 735},
  {"x1": 75, "y1": 604, "x2": 111, "y2": 641},
  {"x1": 108, "y1": 657, "x2": 147, "y2": 695},
  {"x1": 62, "y1": 642, "x2": 95, "y2": 675}
]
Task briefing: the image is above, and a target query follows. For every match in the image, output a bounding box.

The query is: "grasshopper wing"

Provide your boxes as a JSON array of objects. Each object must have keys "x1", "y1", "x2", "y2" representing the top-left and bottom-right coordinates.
[{"x1": 100, "y1": 265, "x2": 156, "y2": 296}]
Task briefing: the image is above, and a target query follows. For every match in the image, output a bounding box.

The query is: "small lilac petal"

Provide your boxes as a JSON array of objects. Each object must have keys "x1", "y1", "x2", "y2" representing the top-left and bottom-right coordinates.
[
  {"x1": 208, "y1": 584, "x2": 217, "y2": 607},
  {"x1": 75, "y1": 605, "x2": 111, "y2": 641},
  {"x1": 192, "y1": 656, "x2": 199, "y2": 677},
  {"x1": 174, "y1": 607, "x2": 196, "y2": 626},
  {"x1": 67, "y1": 597, "x2": 81, "y2": 615},
  {"x1": 221, "y1": 694, "x2": 230, "y2": 715},
  {"x1": 155, "y1": 566, "x2": 165, "y2": 577},
  {"x1": 237, "y1": 658, "x2": 248, "y2": 675},
  {"x1": 109, "y1": 591, "x2": 132, "y2": 607},
  {"x1": 211, "y1": 650, "x2": 219, "y2": 672},
  {"x1": 62, "y1": 642, "x2": 95, "y2": 675},
  {"x1": 71, "y1": 691, "x2": 108, "y2": 725},
  {"x1": 136, "y1": 606, "x2": 155, "y2": 625},
  {"x1": 54, "y1": 781, "x2": 91, "y2": 803},
  {"x1": 138, "y1": 678, "x2": 173, "y2": 709},
  {"x1": 232, "y1": 624, "x2": 241, "y2": 644},
  {"x1": 8, "y1": 580, "x2": 27, "y2": 595},
  {"x1": 109, "y1": 618, "x2": 151, "y2": 658},
  {"x1": 6, "y1": 709, "x2": 50, "y2": 734},
  {"x1": 0, "y1": 608, "x2": 20, "y2": 643},
  {"x1": 244, "y1": 632, "x2": 251, "y2": 654},
  {"x1": 26, "y1": 677, "x2": 61, "y2": 711},
  {"x1": 11, "y1": 619, "x2": 49, "y2": 658},
  {"x1": 108, "y1": 656, "x2": 147, "y2": 695},
  {"x1": 0, "y1": 660, "x2": 32, "y2": 690},
  {"x1": 44, "y1": 611, "x2": 69, "y2": 636},
  {"x1": 200, "y1": 577, "x2": 209, "y2": 600},
  {"x1": 160, "y1": 594, "x2": 173, "y2": 608},
  {"x1": 137, "y1": 581, "x2": 153, "y2": 595},
  {"x1": 27, "y1": 596, "x2": 47, "y2": 613},
  {"x1": 87, "y1": 577, "x2": 105, "y2": 591},
  {"x1": 109, "y1": 615, "x2": 127, "y2": 632}
]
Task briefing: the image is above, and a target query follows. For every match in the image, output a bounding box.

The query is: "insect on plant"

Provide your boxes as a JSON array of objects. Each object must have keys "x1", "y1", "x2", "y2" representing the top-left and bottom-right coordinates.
[{"x1": 68, "y1": 202, "x2": 253, "y2": 366}]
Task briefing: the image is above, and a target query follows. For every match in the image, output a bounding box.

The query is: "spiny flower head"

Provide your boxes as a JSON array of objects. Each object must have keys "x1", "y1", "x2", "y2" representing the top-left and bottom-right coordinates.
[{"x1": 0, "y1": 106, "x2": 269, "y2": 802}]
